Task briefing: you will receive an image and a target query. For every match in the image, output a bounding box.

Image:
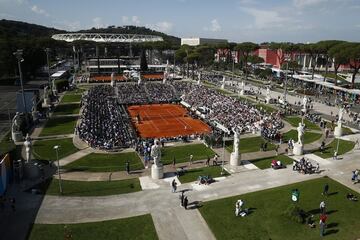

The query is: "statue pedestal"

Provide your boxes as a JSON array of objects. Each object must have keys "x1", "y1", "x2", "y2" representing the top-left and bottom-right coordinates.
[
  {"x1": 12, "y1": 131, "x2": 23, "y2": 142},
  {"x1": 221, "y1": 83, "x2": 225, "y2": 89},
  {"x1": 240, "y1": 90, "x2": 244, "y2": 96},
  {"x1": 230, "y1": 152, "x2": 241, "y2": 166},
  {"x1": 266, "y1": 97, "x2": 271, "y2": 104},
  {"x1": 32, "y1": 111, "x2": 39, "y2": 122},
  {"x1": 293, "y1": 143, "x2": 304, "y2": 156},
  {"x1": 334, "y1": 125, "x2": 342, "y2": 138},
  {"x1": 44, "y1": 98, "x2": 50, "y2": 106},
  {"x1": 151, "y1": 164, "x2": 164, "y2": 179}
]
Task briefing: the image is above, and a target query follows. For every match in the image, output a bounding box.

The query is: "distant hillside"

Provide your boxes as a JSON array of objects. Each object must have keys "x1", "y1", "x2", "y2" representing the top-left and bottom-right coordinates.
[
  {"x1": 0, "y1": 19, "x2": 180, "y2": 45},
  {"x1": 79, "y1": 25, "x2": 180, "y2": 45},
  {"x1": 0, "y1": 19, "x2": 63, "y2": 38}
]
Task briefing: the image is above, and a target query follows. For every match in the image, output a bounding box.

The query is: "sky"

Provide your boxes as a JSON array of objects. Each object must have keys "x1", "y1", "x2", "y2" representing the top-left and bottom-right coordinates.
[{"x1": 1, "y1": 0, "x2": 360, "y2": 43}]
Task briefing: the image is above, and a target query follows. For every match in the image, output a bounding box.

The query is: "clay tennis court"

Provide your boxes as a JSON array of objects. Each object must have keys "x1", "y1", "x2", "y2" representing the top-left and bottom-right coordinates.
[{"x1": 128, "y1": 104, "x2": 211, "y2": 138}]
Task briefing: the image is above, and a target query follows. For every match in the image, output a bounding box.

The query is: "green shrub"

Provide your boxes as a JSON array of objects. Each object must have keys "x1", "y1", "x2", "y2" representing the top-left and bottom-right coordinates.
[{"x1": 283, "y1": 204, "x2": 306, "y2": 224}]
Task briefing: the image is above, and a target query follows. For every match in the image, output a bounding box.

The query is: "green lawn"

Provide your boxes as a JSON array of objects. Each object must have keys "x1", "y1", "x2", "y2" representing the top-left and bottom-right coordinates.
[
  {"x1": 29, "y1": 214, "x2": 158, "y2": 240},
  {"x1": 46, "y1": 178, "x2": 141, "y2": 196},
  {"x1": 342, "y1": 127, "x2": 353, "y2": 135},
  {"x1": 250, "y1": 154, "x2": 294, "y2": 170},
  {"x1": 64, "y1": 152, "x2": 144, "y2": 172},
  {"x1": 33, "y1": 138, "x2": 78, "y2": 161},
  {"x1": 226, "y1": 136, "x2": 276, "y2": 153},
  {"x1": 178, "y1": 166, "x2": 229, "y2": 183},
  {"x1": 313, "y1": 139, "x2": 355, "y2": 158},
  {"x1": 256, "y1": 103, "x2": 277, "y2": 113},
  {"x1": 285, "y1": 116, "x2": 321, "y2": 131},
  {"x1": 66, "y1": 88, "x2": 86, "y2": 94},
  {"x1": 53, "y1": 104, "x2": 80, "y2": 115},
  {"x1": 282, "y1": 130, "x2": 322, "y2": 145},
  {"x1": 40, "y1": 117, "x2": 77, "y2": 136},
  {"x1": 61, "y1": 94, "x2": 82, "y2": 103},
  {"x1": 161, "y1": 144, "x2": 215, "y2": 165},
  {"x1": 0, "y1": 132, "x2": 16, "y2": 156},
  {"x1": 199, "y1": 177, "x2": 360, "y2": 240}
]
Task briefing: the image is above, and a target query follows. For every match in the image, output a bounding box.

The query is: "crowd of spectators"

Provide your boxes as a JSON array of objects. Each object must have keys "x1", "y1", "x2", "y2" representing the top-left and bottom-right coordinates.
[
  {"x1": 145, "y1": 83, "x2": 178, "y2": 103},
  {"x1": 77, "y1": 85, "x2": 133, "y2": 149},
  {"x1": 117, "y1": 84, "x2": 149, "y2": 105},
  {"x1": 173, "y1": 82, "x2": 283, "y2": 138}
]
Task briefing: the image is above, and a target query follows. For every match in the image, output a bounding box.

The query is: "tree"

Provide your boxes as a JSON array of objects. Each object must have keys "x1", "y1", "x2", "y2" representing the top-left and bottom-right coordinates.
[
  {"x1": 235, "y1": 42, "x2": 259, "y2": 81},
  {"x1": 187, "y1": 51, "x2": 200, "y2": 79},
  {"x1": 140, "y1": 49, "x2": 148, "y2": 72},
  {"x1": 343, "y1": 42, "x2": 360, "y2": 88},
  {"x1": 316, "y1": 40, "x2": 344, "y2": 82},
  {"x1": 301, "y1": 43, "x2": 321, "y2": 79},
  {"x1": 328, "y1": 43, "x2": 348, "y2": 86}
]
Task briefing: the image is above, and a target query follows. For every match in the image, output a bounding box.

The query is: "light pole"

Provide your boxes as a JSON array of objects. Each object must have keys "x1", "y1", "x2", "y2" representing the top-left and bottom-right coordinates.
[
  {"x1": 45, "y1": 48, "x2": 51, "y2": 90},
  {"x1": 13, "y1": 50, "x2": 28, "y2": 115},
  {"x1": 221, "y1": 132, "x2": 226, "y2": 175},
  {"x1": 54, "y1": 145, "x2": 63, "y2": 194},
  {"x1": 284, "y1": 61, "x2": 288, "y2": 103}
]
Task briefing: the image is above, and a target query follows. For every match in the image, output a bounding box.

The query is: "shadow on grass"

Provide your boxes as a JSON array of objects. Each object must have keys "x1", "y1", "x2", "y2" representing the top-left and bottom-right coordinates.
[
  {"x1": 327, "y1": 222, "x2": 339, "y2": 228},
  {"x1": 327, "y1": 191, "x2": 339, "y2": 196},
  {"x1": 326, "y1": 209, "x2": 338, "y2": 215},
  {"x1": 325, "y1": 229, "x2": 339, "y2": 235}
]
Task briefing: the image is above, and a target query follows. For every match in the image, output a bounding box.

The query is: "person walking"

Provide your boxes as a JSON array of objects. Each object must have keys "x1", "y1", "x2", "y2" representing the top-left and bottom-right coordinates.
[
  {"x1": 180, "y1": 191, "x2": 185, "y2": 207},
  {"x1": 323, "y1": 184, "x2": 329, "y2": 196},
  {"x1": 320, "y1": 201, "x2": 326, "y2": 214},
  {"x1": 206, "y1": 156, "x2": 210, "y2": 166},
  {"x1": 171, "y1": 179, "x2": 177, "y2": 193},
  {"x1": 189, "y1": 154, "x2": 193, "y2": 165},
  {"x1": 172, "y1": 157, "x2": 176, "y2": 168},
  {"x1": 125, "y1": 161, "x2": 130, "y2": 175},
  {"x1": 183, "y1": 196, "x2": 188, "y2": 210},
  {"x1": 319, "y1": 213, "x2": 328, "y2": 237}
]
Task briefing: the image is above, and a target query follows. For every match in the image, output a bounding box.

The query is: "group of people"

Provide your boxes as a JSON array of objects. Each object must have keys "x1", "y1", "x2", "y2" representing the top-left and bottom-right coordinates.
[
  {"x1": 77, "y1": 85, "x2": 133, "y2": 149},
  {"x1": 173, "y1": 82, "x2": 283, "y2": 139},
  {"x1": 293, "y1": 157, "x2": 319, "y2": 174},
  {"x1": 116, "y1": 82, "x2": 179, "y2": 105}
]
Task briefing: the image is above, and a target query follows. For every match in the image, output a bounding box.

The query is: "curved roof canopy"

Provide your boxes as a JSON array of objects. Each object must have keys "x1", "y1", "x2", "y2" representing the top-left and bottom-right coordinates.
[{"x1": 52, "y1": 33, "x2": 163, "y2": 43}]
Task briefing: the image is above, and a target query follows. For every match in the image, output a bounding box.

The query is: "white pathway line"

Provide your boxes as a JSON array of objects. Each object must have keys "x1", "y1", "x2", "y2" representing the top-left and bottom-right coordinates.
[{"x1": 58, "y1": 148, "x2": 93, "y2": 167}]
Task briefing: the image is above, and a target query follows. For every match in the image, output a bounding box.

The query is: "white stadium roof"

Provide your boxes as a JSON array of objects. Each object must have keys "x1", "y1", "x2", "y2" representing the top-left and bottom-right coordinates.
[{"x1": 52, "y1": 33, "x2": 163, "y2": 43}]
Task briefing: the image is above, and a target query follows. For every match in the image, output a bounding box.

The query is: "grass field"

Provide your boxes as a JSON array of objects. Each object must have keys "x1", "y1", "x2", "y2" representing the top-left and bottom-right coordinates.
[
  {"x1": 161, "y1": 144, "x2": 215, "y2": 165},
  {"x1": 28, "y1": 214, "x2": 158, "y2": 240},
  {"x1": 0, "y1": 132, "x2": 16, "y2": 156},
  {"x1": 282, "y1": 130, "x2": 322, "y2": 145},
  {"x1": 33, "y1": 138, "x2": 78, "y2": 161},
  {"x1": 226, "y1": 136, "x2": 276, "y2": 153},
  {"x1": 39, "y1": 117, "x2": 77, "y2": 136},
  {"x1": 178, "y1": 166, "x2": 229, "y2": 183},
  {"x1": 46, "y1": 178, "x2": 141, "y2": 196},
  {"x1": 256, "y1": 103, "x2": 277, "y2": 113},
  {"x1": 53, "y1": 104, "x2": 80, "y2": 115},
  {"x1": 285, "y1": 116, "x2": 321, "y2": 131},
  {"x1": 250, "y1": 154, "x2": 294, "y2": 169},
  {"x1": 199, "y1": 177, "x2": 360, "y2": 240},
  {"x1": 313, "y1": 139, "x2": 355, "y2": 158},
  {"x1": 64, "y1": 152, "x2": 144, "y2": 172},
  {"x1": 342, "y1": 127, "x2": 353, "y2": 135},
  {"x1": 60, "y1": 94, "x2": 82, "y2": 103}
]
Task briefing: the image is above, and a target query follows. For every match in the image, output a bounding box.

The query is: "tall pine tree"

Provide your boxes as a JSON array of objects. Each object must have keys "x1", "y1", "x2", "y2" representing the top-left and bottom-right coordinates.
[{"x1": 140, "y1": 50, "x2": 148, "y2": 72}]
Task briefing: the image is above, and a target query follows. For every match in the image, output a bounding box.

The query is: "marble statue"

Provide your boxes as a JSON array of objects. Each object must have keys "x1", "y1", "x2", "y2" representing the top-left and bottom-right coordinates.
[
  {"x1": 151, "y1": 139, "x2": 162, "y2": 167},
  {"x1": 230, "y1": 127, "x2": 241, "y2": 166},
  {"x1": 138, "y1": 73, "x2": 142, "y2": 85},
  {"x1": 302, "y1": 96, "x2": 308, "y2": 111},
  {"x1": 338, "y1": 107, "x2": 344, "y2": 124},
  {"x1": 24, "y1": 133, "x2": 32, "y2": 162},
  {"x1": 12, "y1": 112, "x2": 21, "y2": 132},
  {"x1": 297, "y1": 122, "x2": 305, "y2": 145},
  {"x1": 266, "y1": 87, "x2": 270, "y2": 98},
  {"x1": 110, "y1": 72, "x2": 115, "y2": 87}
]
